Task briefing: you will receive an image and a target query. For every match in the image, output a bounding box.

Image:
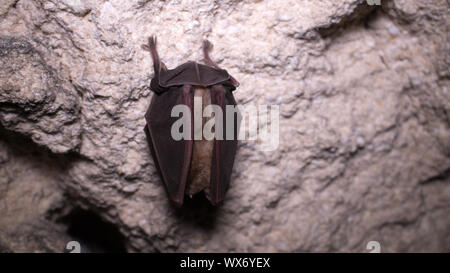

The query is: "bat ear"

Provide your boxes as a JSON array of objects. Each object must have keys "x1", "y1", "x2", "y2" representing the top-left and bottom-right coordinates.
[
  {"x1": 141, "y1": 44, "x2": 150, "y2": 51},
  {"x1": 161, "y1": 61, "x2": 168, "y2": 71}
]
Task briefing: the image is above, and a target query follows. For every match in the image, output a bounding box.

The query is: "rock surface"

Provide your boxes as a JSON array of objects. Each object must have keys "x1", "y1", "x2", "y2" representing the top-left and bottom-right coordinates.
[{"x1": 0, "y1": 0, "x2": 449, "y2": 252}]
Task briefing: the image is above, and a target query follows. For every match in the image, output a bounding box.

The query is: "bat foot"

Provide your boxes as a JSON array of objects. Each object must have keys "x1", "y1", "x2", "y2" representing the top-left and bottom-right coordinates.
[
  {"x1": 148, "y1": 35, "x2": 157, "y2": 48},
  {"x1": 203, "y1": 39, "x2": 213, "y2": 53},
  {"x1": 141, "y1": 35, "x2": 157, "y2": 52}
]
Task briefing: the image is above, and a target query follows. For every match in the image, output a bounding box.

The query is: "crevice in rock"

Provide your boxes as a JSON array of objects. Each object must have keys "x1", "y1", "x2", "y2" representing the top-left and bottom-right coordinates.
[
  {"x1": 420, "y1": 167, "x2": 450, "y2": 185},
  {"x1": 294, "y1": 0, "x2": 383, "y2": 41},
  {"x1": 0, "y1": 124, "x2": 113, "y2": 252},
  {"x1": 316, "y1": 1, "x2": 378, "y2": 38},
  {"x1": 58, "y1": 207, "x2": 127, "y2": 253},
  {"x1": 0, "y1": 123, "x2": 87, "y2": 166}
]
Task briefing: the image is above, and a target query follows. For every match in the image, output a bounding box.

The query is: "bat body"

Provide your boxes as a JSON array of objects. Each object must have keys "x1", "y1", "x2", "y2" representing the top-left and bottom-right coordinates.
[
  {"x1": 187, "y1": 86, "x2": 214, "y2": 197},
  {"x1": 142, "y1": 36, "x2": 240, "y2": 206}
]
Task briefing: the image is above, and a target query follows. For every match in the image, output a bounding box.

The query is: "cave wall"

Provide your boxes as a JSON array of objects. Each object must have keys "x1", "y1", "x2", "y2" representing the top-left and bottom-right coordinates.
[{"x1": 0, "y1": 0, "x2": 449, "y2": 252}]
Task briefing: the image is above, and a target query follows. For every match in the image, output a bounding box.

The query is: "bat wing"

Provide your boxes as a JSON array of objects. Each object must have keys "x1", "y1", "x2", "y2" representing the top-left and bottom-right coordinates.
[
  {"x1": 208, "y1": 84, "x2": 241, "y2": 205},
  {"x1": 145, "y1": 85, "x2": 193, "y2": 207}
]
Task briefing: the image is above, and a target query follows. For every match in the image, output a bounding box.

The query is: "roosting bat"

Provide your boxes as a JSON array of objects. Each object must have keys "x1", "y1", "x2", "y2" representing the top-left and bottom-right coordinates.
[{"x1": 142, "y1": 36, "x2": 240, "y2": 207}]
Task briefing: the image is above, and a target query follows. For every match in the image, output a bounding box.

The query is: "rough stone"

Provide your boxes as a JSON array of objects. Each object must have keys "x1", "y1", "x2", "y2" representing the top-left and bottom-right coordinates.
[{"x1": 0, "y1": 0, "x2": 448, "y2": 252}]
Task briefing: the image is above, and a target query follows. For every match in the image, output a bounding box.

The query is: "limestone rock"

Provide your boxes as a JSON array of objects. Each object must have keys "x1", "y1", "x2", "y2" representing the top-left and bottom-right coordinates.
[{"x1": 0, "y1": 0, "x2": 448, "y2": 252}]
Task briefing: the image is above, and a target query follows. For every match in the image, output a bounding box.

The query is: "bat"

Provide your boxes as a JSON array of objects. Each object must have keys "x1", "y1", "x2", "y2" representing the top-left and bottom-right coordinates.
[{"x1": 142, "y1": 36, "x2": 240, "y2": 207}]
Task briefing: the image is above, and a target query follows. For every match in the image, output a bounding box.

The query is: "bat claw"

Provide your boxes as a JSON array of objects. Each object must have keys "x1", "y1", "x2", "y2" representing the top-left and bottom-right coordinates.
[
  {"x1": 203, "y1": 39, "x2": 213, "y2": 52},
  {"x1": 148, "y1": 35, "x2": 157, "y2": 48},
  {"x1": 141, "y1": 35, "x2": 157, "y2": 52}
]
